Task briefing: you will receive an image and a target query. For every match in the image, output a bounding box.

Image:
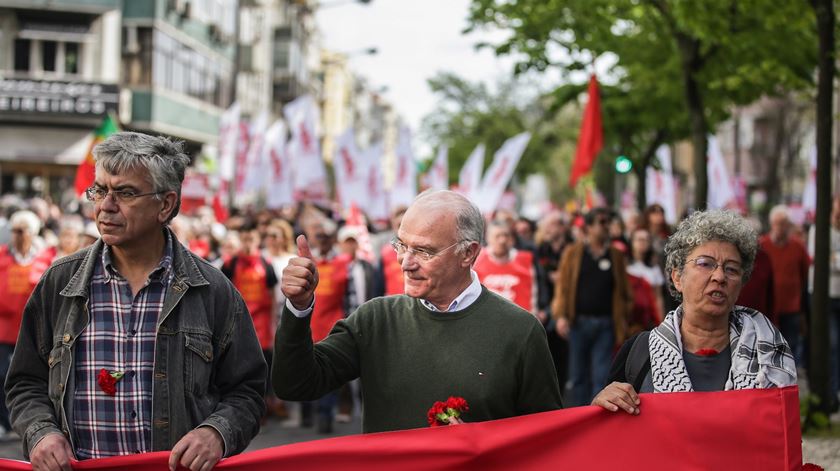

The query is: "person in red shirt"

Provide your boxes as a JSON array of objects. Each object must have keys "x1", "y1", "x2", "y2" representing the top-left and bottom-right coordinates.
[
  {"x1": 760, "y1": 205, "x2": 810, "y2": 364},
  {"x1": 736, "y1": 247, "x2": 774, "y2": 322},
  {"x1": 0, "y1": 210, "x2": 43, "y2": 440},
  {"x1": 222, "y1": 223, "x2": 278, "y2": 420},
  {"x1": 474, "y1": 220, "x2": 538, "y2": 316},
  {"x1": 377, "y1": 206, "x2": 407, "y2": 296}
]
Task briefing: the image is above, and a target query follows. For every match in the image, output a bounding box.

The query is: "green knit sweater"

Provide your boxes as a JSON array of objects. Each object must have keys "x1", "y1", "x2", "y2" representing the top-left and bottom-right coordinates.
[{"x1": 273, "y1": 287, "x2": 563, "y2": 433}]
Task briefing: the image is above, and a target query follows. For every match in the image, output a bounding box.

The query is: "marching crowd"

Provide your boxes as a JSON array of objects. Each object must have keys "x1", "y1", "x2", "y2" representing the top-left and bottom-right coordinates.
[{"x1": 0, "y1": 131, "x2": 833, "y2": 470}]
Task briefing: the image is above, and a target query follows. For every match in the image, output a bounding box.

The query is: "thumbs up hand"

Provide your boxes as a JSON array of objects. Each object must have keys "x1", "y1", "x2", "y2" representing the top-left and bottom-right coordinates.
[{"x1": 282, "y1": 235, "x2": 319, "y2": 310}]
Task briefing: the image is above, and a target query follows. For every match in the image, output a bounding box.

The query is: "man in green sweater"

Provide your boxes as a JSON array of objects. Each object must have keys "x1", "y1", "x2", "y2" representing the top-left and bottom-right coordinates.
[{"x1": 274, "y1": 190, "x2": 563, "y2": 433}]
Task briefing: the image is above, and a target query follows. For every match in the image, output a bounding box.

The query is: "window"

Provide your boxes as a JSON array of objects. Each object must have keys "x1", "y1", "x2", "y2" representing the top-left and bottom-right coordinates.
[
  {"x1": 42, "y1": 41, "x2": 57, "y2": 72},
  {"x1": 14, "y1": 39, "x2": 31, "y2": 71},
  {"x1": 13, "y1": 38, "x2": 82, "y2": 76},
  {"x1": 151, "y1": 29, "x2": 230, "y2": 107},
  {"x1": 64, "y1": 42, "x2": 79, "y2": 74}
]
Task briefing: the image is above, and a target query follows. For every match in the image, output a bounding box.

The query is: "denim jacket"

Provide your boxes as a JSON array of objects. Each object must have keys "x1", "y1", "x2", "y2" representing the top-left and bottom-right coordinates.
[{"x1": 5, "y1": 236, "x2": 266, "y2": 459}]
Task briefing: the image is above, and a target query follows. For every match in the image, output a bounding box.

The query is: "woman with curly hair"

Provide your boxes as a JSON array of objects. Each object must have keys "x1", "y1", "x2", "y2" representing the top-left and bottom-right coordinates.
[{"x1": 592, "y1": 209, "x2": 797, "y2": 414}]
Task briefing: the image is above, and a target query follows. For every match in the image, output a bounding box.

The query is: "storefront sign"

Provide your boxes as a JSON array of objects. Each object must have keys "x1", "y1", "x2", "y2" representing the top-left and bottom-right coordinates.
[{"x1": 0, "y1": 78, "x2": 118, "y2": 118}]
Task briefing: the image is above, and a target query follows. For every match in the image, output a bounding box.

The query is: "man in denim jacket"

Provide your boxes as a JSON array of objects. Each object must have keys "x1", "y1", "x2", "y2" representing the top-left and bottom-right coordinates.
[{"x1": 5, "y1": 132, "x2": 266, "y2": 471}]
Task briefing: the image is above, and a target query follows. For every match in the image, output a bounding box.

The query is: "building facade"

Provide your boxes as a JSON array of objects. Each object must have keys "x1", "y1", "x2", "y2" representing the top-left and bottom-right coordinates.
[
  {"x1": 121, "y1": 0, "x2": 236, "y2": 148},
  {"x1": 0, "y1": 0, "x2": 121, "y2": 201}
]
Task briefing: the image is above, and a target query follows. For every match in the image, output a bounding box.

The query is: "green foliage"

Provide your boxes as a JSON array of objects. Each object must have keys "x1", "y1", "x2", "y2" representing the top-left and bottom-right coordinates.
[
  {"x1": 466, "y1": 0, "x2": 818, "y2": 206},
  {"x1": 801, "y1": 393, "x2": 832, "y2": 433},
  {"x1": 420, "y1": 72, "x2": 573, "y2": 198}
]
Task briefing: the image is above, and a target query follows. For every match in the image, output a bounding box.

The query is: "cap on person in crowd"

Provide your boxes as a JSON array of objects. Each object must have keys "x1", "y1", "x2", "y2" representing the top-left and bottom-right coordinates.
[
  {"x1": 337, "y1": 225, "x2": 363, "y2": 243},
  {"x1": 10, "y1": 210, "x2": 42, "y2": 237}
]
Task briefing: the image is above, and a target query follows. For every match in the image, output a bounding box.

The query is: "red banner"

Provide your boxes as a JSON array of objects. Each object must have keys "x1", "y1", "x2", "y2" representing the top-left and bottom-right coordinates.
[{"x1": 0, "y1": 386, "x2": 802, "y2": 470}]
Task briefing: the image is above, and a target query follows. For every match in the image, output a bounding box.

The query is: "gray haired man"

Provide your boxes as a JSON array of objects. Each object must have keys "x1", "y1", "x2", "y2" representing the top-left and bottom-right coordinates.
[
  {"x1": 274, "y1": 190, "x2": 562, "y2": 433},
  {"x1": 6, "y1": 132, "x2": 266, "y2": 471}
]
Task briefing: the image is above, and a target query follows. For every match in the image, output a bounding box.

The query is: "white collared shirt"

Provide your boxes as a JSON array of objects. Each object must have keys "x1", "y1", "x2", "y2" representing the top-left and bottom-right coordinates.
[
  {"x1": 286, "y1": 270, "x2": 483, "y2": 317},
  {"x1": 419, "y1": 270, "x2": 482, "y2": 312}
]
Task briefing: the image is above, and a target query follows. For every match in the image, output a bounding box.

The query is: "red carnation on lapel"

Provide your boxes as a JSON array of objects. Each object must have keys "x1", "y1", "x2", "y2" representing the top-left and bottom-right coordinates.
[{"x1": 97, "y1": 368, "x2": 125, "y2": 396}]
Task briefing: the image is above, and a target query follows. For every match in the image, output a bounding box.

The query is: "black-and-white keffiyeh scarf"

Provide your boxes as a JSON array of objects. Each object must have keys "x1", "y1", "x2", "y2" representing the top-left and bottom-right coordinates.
[{"x1": 649, "y1": 305, "x2": 797, "y2": 392}]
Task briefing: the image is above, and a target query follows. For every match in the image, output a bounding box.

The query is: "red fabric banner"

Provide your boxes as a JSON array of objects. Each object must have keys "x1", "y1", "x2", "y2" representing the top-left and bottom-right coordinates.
[
  {"x1": 0, "y1": 386, "x2": 802, "y2": 470},
  {"x1": 569, "y1": 75, "x2": 603, "y2": 188}
]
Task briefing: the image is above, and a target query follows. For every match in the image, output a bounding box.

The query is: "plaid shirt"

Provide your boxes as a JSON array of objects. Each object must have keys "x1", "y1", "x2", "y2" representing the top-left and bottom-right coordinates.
[{"x1": 72, "y1": 232, "x2": 174, "y2": 459}]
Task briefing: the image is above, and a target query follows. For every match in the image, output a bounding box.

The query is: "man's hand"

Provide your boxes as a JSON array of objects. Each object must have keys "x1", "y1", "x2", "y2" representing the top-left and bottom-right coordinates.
[
  {"x1": 282, "y1": 235, "x2": 319, "y2": 310},
  {"x1": 168, "y1": 426, "x2": 224, "y2": 471},
  {"x1": 591, "y1": 381, "x2": 641, "y2": 415},
  {"x1": 554, "y1": 317, "x2": 570, "y2": 338},
  {"x1": 30, "y1": 432, "x2": 74, "y2": 471}
]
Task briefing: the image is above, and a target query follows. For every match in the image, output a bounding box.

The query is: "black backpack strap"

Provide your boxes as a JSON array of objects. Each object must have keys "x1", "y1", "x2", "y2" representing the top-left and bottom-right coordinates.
[
  {"x1": 625, "y1": 331, "x2": 651, "y2": 392},
  {"x1": 261, "y1": 256, "x2": 278, "y2": 289}
]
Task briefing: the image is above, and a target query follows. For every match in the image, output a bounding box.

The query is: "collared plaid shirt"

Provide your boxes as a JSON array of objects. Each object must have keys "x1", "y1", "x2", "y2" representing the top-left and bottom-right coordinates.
[{"x1": 72, "y1": 231, "x2": 174, "y2": 459}]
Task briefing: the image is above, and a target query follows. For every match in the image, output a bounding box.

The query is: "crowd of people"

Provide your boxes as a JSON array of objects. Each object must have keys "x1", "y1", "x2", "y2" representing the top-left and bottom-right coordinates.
[{"x1": 0, "y1": 131, "x2": 834, "y2": 470}]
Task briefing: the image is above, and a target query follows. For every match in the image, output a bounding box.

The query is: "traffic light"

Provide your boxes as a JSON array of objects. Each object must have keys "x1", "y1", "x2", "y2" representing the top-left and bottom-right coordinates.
[{"x1": 615, "y1": 155, "x2": 633, "y2": 174}]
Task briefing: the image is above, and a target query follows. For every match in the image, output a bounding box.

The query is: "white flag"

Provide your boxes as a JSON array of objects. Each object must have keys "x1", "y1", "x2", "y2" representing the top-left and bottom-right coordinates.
[
  {"x1": 458, "y1": 143, "x2": 485, "y2": 203},
  {"x1": 390, "y1": 126, "x2": 417, "y2": 210},
  {"x1": 362, "y1": 142, "x2": 389, "y2": 221},
  {"x1": 264, "y1": 121, "x2": 293, "y2": 209},
  {"x1": 477, "y1": 132, "x2": 531, "y2": 215},
  {"x1": 645, "y1": 145, "x2": 678, "y2": 225},
  {"x1": 284, "y1": 94, "x2": 328, "y2": 202},
  {"x1": 421, "y1": 146, "x2": 448, "y2": 191},
  {"x1": 241, "y1": 111, "x2": 270, "y2": 194},
  {"x1": 333, "y1": 128, "x2": 365, "y2": 211},
  {"x1": 218, "y1": 102, "x2": 240, "y2": 182},
  {"x1": 234, "y1": 119, "x2": 251, "y2": 194},
  {"x1": 707, "y1": 135, "x2": 736, "y2": 209},
  {"x1": 802, "y1": 145, "x2": 817, "y2": 216}
]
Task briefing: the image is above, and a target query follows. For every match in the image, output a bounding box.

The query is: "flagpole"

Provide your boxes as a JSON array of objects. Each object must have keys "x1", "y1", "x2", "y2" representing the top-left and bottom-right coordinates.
[{"x1": 227, "y1": 0, "x2": 241, "y2": 211}]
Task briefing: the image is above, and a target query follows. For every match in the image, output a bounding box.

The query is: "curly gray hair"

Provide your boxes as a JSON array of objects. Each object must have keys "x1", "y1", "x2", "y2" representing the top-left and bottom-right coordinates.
[
  {"x1": 93, "y1": 131, "x2": 191, "y2": 224},
  {"x1": 664, "y1": 209, "x2": 758, "y2": 300}
]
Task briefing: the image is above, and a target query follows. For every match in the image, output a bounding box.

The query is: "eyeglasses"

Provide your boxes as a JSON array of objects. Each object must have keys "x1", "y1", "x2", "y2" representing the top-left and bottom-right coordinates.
[
  {"x1": 390, "y1": 239, "x2": 463, "y2": 262},
  {"x1": 85, "y1": 186, "x2": 162, "y2": 204},
  {"x1": 10, "y1": 227, "x2": 25, "y2": 235},
  {"x1": 686, "y1": 256, "x2": 743, "y2": 279}
]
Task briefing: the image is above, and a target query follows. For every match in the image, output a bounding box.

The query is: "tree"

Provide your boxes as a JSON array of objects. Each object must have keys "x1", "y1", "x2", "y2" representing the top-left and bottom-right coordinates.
[
  {"x1": 809, "y1": 0, "x2": 834, "y2": 415},
  {"x1": 466, "y1": 0, "x2": 817, "y2": 210},
  {"x1": 420, "y1": 72, "x2": 570, "y2": 198}
]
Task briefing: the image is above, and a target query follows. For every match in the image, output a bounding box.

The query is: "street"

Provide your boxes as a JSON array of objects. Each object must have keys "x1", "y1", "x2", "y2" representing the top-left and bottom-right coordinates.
[{"x1": 0, "y1": 415, "x2": 363, "y2": 462}]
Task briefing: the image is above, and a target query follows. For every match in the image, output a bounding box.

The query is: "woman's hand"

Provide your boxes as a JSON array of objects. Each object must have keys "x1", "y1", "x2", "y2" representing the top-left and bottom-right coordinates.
[{"x1": 592, "y1": 382, "x2": 640, "y2": 415}]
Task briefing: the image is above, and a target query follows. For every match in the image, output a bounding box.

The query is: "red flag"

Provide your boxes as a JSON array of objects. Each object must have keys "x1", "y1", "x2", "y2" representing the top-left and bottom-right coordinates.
[
  {"x1": 569, "y1": 75, "x2": 603, "y2": 188},
  {"x1": 74, "y1": 115, "x2": 120, "y2": 196},
  {"x1": 212, "y1": 181, "x2": 229, "y2": 223}
]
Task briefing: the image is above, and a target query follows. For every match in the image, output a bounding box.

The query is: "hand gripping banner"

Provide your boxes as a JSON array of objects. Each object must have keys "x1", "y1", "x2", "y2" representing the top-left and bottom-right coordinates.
[{"x1": 0, "y1": 386, "x2": 802, "y2": 470}]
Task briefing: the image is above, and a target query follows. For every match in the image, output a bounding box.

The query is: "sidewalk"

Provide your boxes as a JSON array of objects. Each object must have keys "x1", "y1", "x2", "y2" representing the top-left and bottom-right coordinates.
[
  {"x1": 799, "y1": 373, "x2": 840, "y2": 470},
  {"x1": 803, "y1": 432, "x2": 840, "y2": 470}
]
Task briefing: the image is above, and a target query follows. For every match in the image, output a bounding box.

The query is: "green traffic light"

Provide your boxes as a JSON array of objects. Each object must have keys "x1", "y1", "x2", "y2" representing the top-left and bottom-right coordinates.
[{"x1": 615, "y1": 155, "x2": 633, "y2": 174}]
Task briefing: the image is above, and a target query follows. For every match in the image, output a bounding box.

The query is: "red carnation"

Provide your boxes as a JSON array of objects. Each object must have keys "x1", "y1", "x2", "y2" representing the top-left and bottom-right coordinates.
[
  {"x1": 427, "y1": 401, "x2": 447, "y2": 427},
  {"x1": 97, "y1": 368, "x2": 125, "y2": 396},
  {"x1": 446, "y1": 396, "x2": 469, "y2": 412},
  {"x1": 427, "y1": 396, "x2": 469, "y2": 427}
]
